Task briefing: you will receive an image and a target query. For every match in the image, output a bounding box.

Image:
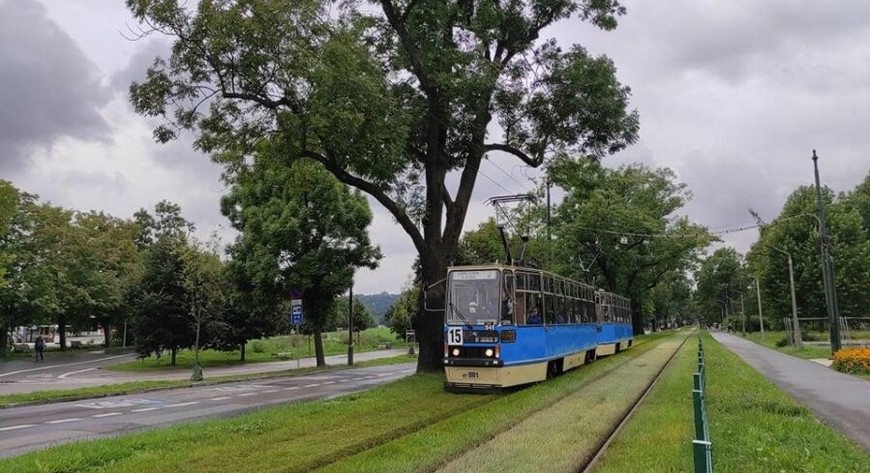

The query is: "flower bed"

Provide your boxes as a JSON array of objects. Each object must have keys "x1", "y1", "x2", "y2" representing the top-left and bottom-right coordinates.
[{"x1": 832, "y1": 347, "x2": 870, "y2": 374}]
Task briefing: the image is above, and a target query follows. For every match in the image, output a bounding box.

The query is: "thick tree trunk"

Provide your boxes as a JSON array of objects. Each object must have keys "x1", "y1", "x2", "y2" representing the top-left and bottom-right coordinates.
[
  {"x1": 103, "y1": 324, "x2": 111, "y2": 348},
  {"x1": 58, "y1": 316, "x2": 67, "y2": 352},
  {"x1": 0, "y1": 327, "x2": 8, "y2": 356},
  {"x1": 171, "y1": 347, "x2": 177, "y2": 366},
  {"x1": 417, "y1": 249, "x2": 447, "y2": 373},
  {"x1": 314, "y1": 328, "x2": 325, "y2": 367},
  {"x1": 240, "y1": 343, "x2": 246, "y2": 362},
  {"x1": 630, "y1": 298, "x2": 644, "y2": 336}
]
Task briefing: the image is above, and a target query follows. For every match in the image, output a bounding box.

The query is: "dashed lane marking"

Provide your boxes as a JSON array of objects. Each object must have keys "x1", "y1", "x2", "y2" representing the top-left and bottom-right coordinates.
[
  {"x1": 164, "y1": 401, "x2": 198, "y2": 409},
  {"x1": 92, "y1": 412, "x2": 123, "y2": 418},
  {"x1": 284, "y1": 387, "x2": 300, "y2": 391},
  {"x1": 209, "y1": 396, "x2": 231, "y2": 401},
  {"x1": 131, "y1": 407, "x2": 159, "y2": 413},
  {"x1": 0, "y1": 424, "x2": 35, "y2": 432},
  {"x1": 301, "y1": 384, "x2": 320, "y2": 388},
  {"x1": 238, "y1": 392, "x2": 258, "y2": 397},
  {"x1": 46, "y1": 418, "x2": 82, "y2": 425},
  {"x1": 262, "y1": 389, "x2": 279, "y2": 393}
]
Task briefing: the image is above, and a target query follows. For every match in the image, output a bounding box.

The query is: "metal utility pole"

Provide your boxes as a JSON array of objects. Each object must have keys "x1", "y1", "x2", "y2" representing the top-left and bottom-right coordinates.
[
  {"x1": 546, "y1": 175, "x2": 552, "y2": 268},
  {"x1": 766, "y1": 246, "x2": 802, "y2": 347},
  {"x1": 348, "y1": 280, "x2": 354, "y2": 366},
  {"x1": 740, "y1": 293, "x2": 746, "y2": 335},
  {"x1": 812, "y1": 150, "x2": 841, "y2": 353},
  {"x1": 755, "y1": 278, "x2": 765, "y2": 340}
]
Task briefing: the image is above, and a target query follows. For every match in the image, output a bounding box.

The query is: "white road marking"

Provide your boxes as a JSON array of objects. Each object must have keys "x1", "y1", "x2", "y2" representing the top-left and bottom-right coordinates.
[
  {"x1": 301, "y1": 383, "x2": 320, "y2": 388},
  {"x1": 262, "y1": 389, "x2": 279, "y2": 393},
  {"x1": 92, "y1": 412, "x2": 123, "y2": 418},
  {"x1": 0, "y1": 354, "x2": 132, "y2": 378},
  {"x1": 238, "y1": 392, "x2": 258, "y2": 397},
  {"x1": 58, "y1": 367, "x2": 98, "y2": 379},
  {"x1": 209, "y1": 396, "x2": 231, "y2": 401},
  {"x1": 0, "y1": 424, "x2": 35, "y2": 432},
  {"x1": 163, "y1": 401, "x2": 198, "y2": 409},
  {"x1": 46, "y1": 418, "x2": 82, "y2": 424},
  {"x1": 131, "y1": 407, "x2": 159, "y2": 413},
  {"x1": 284, "y1": 387, "x2": 300, "y2": 391},
  {"x1": 321, "y1": 381, "x2": 336, "y2": 385},
  {"x1": 376, "y1": 373, "x2": 391, "y2": 377}
]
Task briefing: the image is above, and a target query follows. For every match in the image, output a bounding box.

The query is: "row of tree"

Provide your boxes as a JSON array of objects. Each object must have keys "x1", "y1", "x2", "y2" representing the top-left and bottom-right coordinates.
[
  {"x1": 1, "y1": 171, "x2": 379, "y2": 367},
  {"x1": 695, "y1": 172, "x2": 870, "y2": 331}
]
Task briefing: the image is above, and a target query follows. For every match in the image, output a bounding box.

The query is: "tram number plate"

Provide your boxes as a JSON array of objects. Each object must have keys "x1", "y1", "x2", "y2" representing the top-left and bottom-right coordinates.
[
  {"x1": 461, "y1": 371, "x2": 480, "y2": 380},
  {"x1": 447, "y1": 327, "x2": 464, "y2": 346}
]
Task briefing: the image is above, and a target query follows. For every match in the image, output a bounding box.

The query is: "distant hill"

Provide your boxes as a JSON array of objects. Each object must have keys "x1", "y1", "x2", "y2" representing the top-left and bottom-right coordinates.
[{"x1": 357, "y1": 292, "x2": 399, "y2": 324}]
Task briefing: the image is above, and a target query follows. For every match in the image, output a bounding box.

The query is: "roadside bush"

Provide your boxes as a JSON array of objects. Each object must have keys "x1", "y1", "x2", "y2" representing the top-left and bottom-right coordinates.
[
  {"x1": 249, "y1": 340, "x2": 266, "y2": 354},
  {"x1": 775, "y1": 337, "x2": 790, "y2": 347},
  {"x1": 832, "y1": 347, "x2": 870, "y2": 374}
]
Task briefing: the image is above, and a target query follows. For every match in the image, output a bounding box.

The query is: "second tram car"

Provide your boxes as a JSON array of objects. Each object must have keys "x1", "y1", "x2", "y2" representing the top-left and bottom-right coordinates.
[
  {"x1": 594, "y1": 291, "x2": 633, "y2": 356},
  {"x1": 443, "y1": 264, "x2": 606, "y2": 392}
]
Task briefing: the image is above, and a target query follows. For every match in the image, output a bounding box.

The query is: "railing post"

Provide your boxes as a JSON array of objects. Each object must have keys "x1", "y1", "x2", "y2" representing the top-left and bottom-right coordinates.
[
  {"x1": 693, "y1": 335, "x2": 713, "y2": 472},
  {"x1": 693, "y1": 440, "x2": 713, "y2": 473}
]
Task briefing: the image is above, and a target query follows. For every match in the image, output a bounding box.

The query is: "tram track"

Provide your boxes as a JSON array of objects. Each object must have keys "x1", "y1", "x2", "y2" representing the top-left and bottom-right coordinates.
[
  {"x1": 578, "y1": 330, "x2": 694, "y2": 473},
  {"x1": 311, "y1": 332, "x2": 686, "y2": 473}
]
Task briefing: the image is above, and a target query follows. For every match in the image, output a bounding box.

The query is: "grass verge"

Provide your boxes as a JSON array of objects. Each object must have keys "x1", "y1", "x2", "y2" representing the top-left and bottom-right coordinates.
[
  {"x1": 107, "y1": 327, "x2": 404, "y2": 372},
  {"x1": 592, "y1": 332, "x2": 870, "y2": 473},
  {"x1": 740, "y1": 330, "x2": 832, "y2": 360},
  {"x1": 0, "y1": 334, "x2": 676, "y2": 473},
  {"x1": 0, "y1": 354, "x2": 418, "y2": 408},
  {"x1": 311, "y1": 332, "x2": 686, "y2": 473}
]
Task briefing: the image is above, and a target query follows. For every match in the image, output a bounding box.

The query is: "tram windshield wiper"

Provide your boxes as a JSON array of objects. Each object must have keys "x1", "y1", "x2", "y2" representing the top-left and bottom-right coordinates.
[{"x1": 448, "y1": 301, "x2": 474, "y2": 329}]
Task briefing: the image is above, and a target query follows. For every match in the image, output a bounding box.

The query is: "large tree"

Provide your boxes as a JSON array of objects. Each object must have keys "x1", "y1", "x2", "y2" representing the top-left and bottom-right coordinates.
[
  {"x1": 549, "y1": 158, "x2": 713, "y2": 334},
  {"x1": 127, "y1": 0, "x2": 639, "y2": 371},
  {"x1": 222, "y1": 150, "x2": 381, "y2": 367},
  {"x1": 694, "y1": 247, "x2": 748, "y2": 326}
]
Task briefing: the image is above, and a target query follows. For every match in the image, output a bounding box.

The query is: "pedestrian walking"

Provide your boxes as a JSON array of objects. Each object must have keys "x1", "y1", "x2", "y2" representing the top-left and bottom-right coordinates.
[{"x1": 34, "y1": 335, "x2": 45, "y2": 362}]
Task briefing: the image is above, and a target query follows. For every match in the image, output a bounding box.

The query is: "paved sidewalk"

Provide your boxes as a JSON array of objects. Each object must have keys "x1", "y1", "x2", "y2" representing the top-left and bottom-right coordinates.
[{"x1": 712, "y1": 331, "x2": 870, "y2": 452}]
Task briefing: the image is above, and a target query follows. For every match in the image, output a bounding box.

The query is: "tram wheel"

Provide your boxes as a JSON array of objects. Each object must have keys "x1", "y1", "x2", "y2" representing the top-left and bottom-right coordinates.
[{"x1": 546, "y1": 361, "x2": 558, "y2": 379}]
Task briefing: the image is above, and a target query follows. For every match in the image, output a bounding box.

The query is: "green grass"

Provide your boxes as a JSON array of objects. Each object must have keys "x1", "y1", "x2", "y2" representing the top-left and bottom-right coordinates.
[
  {"x1": 741, "y1": 330, "x2": 833, "y2": 359},
  {"x1": 108, "y1": 327, "x2": 404, "y2": 372},
  {"x1": 593, "y1": 332, "x2": 870, "y2": 473},
  {"x1": 0, "y1": 334, "x2": 679, "y2": 473},
  {"x1": 435, "y1": 337, "x2": 687, "y2": 473},
  {"x1": 314, "y1": 332, "x2": 685, "y2": 473},
  {"x1": 0, "y1": 354, "x2": 418, "y2": 408}
]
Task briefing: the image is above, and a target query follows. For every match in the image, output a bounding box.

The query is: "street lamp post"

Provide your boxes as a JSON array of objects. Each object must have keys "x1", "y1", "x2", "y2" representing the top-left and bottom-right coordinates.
[
  {"x1": 812, "y1": 150, "x2": 841, "y2": 353},
  {"x1": 766, "y1": 245, "x2": 802, "y2": 347}
]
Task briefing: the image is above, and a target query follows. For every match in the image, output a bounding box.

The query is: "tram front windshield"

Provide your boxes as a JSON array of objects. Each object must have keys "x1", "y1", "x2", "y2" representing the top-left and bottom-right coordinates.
[{"x1": 446, "y1": 269, "x2": 501, "y2": 325}]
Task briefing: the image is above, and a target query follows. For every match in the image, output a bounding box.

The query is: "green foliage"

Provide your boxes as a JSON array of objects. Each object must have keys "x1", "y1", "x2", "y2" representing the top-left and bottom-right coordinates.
[
  {"x1": 548, "y1": 158, "x2": 714, "y2": 332},
  {"x1": 355, "y1": 292, "x2": 399, "y2": 324},
  {"x1": 222, "y1": 149, "x2": 381, "y2": 366},
  {"x1": 747, "y1": 184, "x2": 870, "y2": 329},
  {"x1": 126, "y1": 0, "x2": 640, "y2": 371},
  {"x1": 328, "y1": 296, "x2": 376, "y2": 332},
  {"x1": 386, "y1": 285, "x2": 420, "y2": 341},
  {"x1": 695, "y1": 247, "x2": 748, "y2": 325}
]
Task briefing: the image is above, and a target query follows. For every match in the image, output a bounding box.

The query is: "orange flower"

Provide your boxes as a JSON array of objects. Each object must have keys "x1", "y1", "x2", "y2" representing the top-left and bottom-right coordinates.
[{"x1": 832, "y1": 347, "x2": 870, "y2": 374}]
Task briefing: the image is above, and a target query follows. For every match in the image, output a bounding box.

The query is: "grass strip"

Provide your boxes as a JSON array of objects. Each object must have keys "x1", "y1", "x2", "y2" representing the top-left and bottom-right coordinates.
[
  {"x1": 594, "y1": 332, "x2": 870, "y2": 472},
  {"x1": 107, "y1": 327, "x2": 404, "y2": 372},
  {"x1": 740, "y1": 330, "x2": 832, "y2": 360},
  {"x1": 590, "y1": 332, "x2": 697, "y2": 472},
  {"x1": 311, "y1": 331, "x2": 685, "y2": 473},
  {"x1": 0, "y1": 355, "x2": 418, "y2": 408},
  {"x1": 435, "y1": 337, "x2": 687, "y2": 473}
]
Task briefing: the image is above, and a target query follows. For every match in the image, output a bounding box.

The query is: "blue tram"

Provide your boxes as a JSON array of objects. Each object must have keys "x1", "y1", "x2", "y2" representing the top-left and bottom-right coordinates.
[{"x1": 443, "y1": 264, "x2": 619, "y2": 392}]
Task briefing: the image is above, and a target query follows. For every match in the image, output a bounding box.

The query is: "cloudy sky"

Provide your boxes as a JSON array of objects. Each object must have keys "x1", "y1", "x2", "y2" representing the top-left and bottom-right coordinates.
[{"x1": 3, "y1": 0, "x2": 869, "y2": 294}]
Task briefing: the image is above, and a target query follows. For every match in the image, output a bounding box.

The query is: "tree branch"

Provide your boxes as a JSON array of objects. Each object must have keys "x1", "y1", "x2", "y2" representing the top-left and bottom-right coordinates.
[
  {"x1": 380, "y1": 0, "x2": 434, "y2": 94},
  {"x1": 301, "y1": 151, "x2": 426, "y2": 254},
  {"x1": 484, "y1": 143, "x2": 544, "y2": 167}
]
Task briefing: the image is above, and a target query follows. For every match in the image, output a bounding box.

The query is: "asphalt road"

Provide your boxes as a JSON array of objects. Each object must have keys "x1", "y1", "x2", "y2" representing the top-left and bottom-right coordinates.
[
  {"x1": 0, "y1": 348, "x2": 409, "y2": 395},
  {"x1": 0, "y1": 363, "x2": 416, "y2": 458}
]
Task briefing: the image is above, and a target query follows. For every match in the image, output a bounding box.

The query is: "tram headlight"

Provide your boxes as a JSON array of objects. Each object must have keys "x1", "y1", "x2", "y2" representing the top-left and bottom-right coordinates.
[
  {"x1": 451, "y1": 348, "x2": 460, "y2": 357},
  {"x1": 484, "y1": 348, "x2": 494, "y2": 357}
]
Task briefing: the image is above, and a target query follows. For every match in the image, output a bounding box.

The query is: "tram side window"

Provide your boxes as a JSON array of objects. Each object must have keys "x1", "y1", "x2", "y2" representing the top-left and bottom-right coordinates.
[
  {"x1": 502, "y1": 273, "x2": 515, "y2": 325},
  {"x1": 524, "y1": 294, "x2": 542, "y2": 324}
]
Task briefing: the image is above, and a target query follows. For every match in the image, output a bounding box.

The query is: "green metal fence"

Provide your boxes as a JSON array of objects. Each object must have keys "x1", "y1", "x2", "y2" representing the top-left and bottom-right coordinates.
[{"x1": 693, "y1": 336, "x2": 713, "y2": 473}]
